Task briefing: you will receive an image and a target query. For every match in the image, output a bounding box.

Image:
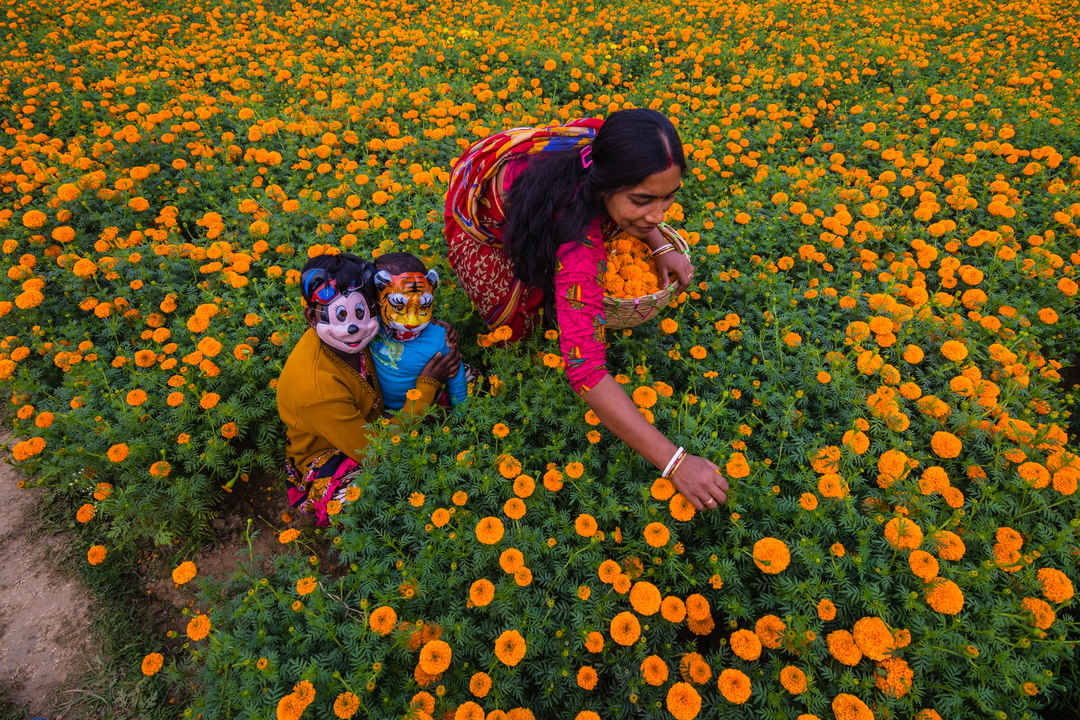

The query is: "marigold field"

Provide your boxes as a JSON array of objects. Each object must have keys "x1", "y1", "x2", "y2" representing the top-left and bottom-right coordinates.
[{"x1": 1, "y1": 0, "x2": 1078, "y2": 719}]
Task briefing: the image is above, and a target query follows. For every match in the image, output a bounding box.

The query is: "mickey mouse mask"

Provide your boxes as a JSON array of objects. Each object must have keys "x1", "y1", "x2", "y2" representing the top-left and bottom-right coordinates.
[{"x1": 302, "y1": 266, "x2": 379, "y2": 354}]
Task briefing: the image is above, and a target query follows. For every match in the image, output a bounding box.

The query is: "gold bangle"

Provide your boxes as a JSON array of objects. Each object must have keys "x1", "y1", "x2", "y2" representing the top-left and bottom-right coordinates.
[
  {"x1": 668, "y1": 452, "x2": 688, "y2": 479},
  {"x1": 650, "y1": 243, "x2": 675, "y2": 257}
]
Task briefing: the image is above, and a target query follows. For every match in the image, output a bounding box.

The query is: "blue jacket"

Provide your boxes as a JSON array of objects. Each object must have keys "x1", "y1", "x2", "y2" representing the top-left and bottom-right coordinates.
[{"x1": 370, "y1": 324, "x2": 467, "y2": 411}]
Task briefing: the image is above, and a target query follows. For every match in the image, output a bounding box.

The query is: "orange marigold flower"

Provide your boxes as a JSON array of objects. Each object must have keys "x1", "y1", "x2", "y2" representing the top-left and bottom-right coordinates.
[
  {"x1": 296, "y1": 576, "x2": 318, "y2": 595},
  {"x1": 475, "y1": 516, "x2": 505, "y2": 545},
  {"x1": 278, "y1": 528, "x2": 299, "y2": 544},
  {"x1": 940, "y1": 339, "x2": 968, "y2": 362},
  {"x1": 126, "y1": 388, "x2": 148, "y2": 406},
  {"x1": 779, "y1": 665, "x2": 807, "y2": 694},
  {"x1": 107, "y1": 443, "x2": 129, "y2": 462},
  {"x1": 629, "y1": 581, "x2": 662, "y2": 615},
  {"x1": 852, "y1": 616, "x2": 895, "y2": 661},
  {"x1": 469, "y1": 578, "x2": 495, "y2": 607},
  {"x1": 831, "y1": 693, "x2": 874, "y2": 720},
  {"x1": 186, "y1": 613, "x2": 211, "y2": 641},
  {"x1": 752, "y1": 537, "x2": 791, "y2": 574},
  {"x1": 469, "y1": 672, "x2": 491, "y2": 698},
  {"x1": 575, "y1": 513, "x2": 598, "y2": 537},
  {"x1": 684, "y1": 593, "x2": 710, "y2": 621},
  {"x1": 333, "y1": 691, "x2": 360, "y2": 719},
  {"x1": 512, "y1": 474, "x2": 535, "y2": 498},
  {"x1": 930, "y1": 430, "x2": 962, "y2": 458},
  {"x1": 172, "y1": 560, "x2": 197, "y2": 585},
  {"x1": 817, "y1": 598, "x2": 836, "y2": 621},
  {"x1": 76, "y1": 503, "x2": 95, "y2": 523},
  {"x1": 497, "y1": 454, "x2": 523, "y2": 479},
  {"x1": 661, "y1": 595, "x2": 686, "y2": 623},
  {"x1": 141, "y1": 651, "x2": 164, "y2": 676},
  {"x1": 1037, "y1": 567, "x2": 1074, "y2": 604},
  {"x1": 725, "y1": 452, "x2": 750, "y2": 479},
  {"x1": 669, "y1": 493, "x2": 695, "y2": 522},
  {"x1": 576, "y1": 665, "x2": 598, "y2": 690},
  {"x1": 1021, "y1": 597, "x2": 1055, "y2": 629},
  {"x1": 632, "y1": 385, "x2": 658, "y2": 408},
  {"x1": 419, "y1": 639, "x2": 452, "y2": 675},
  {"x1": 610, "y1": 611, "x2": 641, "y2": 646},
  {"x1": 666, "y1": 681, "x2": 702, "y2": 719},
  {"x1": 730, "y1": 629, "x2": 762, "y2": 661},
  {"x1": 883, "y1": 516, "x2": 923, "y2": 550},
  {"x1": 925, "y1": 578, "x2": 965, "y2": 615},
  {"x1": 641, "y1": 654, "x2": 669, "y2": 686},
  {"x1": 755, "y1": 614, "x2": 786, "y2": 649},
  {"x1": 716, "y1": 668, "x2": 752, "y2": 704},
  {"x1": 494, "y1": 629, "x2": 526, "y2": 666},
  {"x1": 368, "y1": 605, "x2": 397, "y2": 635},
  {"x1": 875, "y1": 657, "x2": 913, "y2": 698},
  {"x1": 643, "y1": 521, "x2": 670, "y2": 547},
  {"x1": 908, "y1": 550, "x2": 939, "y2": 581},
  {"x1": 826, "y1": 629, "x2": 863, "y2": 665}
]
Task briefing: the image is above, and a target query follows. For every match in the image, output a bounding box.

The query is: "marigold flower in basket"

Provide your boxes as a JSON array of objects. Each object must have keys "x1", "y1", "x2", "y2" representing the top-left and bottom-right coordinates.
[{"x1": 602, "y1": 225, "x2": 689, "y2": 329}]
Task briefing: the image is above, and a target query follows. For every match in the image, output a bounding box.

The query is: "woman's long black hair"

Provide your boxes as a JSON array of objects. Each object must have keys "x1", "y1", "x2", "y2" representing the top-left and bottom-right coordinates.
[{"x1": 502, "y1": 108, "x2": 685, "y2": 297}]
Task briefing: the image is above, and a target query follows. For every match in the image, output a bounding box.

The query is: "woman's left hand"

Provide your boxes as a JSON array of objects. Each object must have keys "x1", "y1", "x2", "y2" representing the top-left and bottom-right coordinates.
[{"x1": 655, "y1": 250, "x2": 694, "y2": 290}]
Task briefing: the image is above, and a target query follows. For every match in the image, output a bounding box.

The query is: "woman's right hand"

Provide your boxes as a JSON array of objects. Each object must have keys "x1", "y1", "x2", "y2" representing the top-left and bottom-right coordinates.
[
  {"x1": 419, "y1": 344, "x2": 462, "y2": 384},
  {"x1": 670, "y1": 454, "x2": 729, "y2": 511}
]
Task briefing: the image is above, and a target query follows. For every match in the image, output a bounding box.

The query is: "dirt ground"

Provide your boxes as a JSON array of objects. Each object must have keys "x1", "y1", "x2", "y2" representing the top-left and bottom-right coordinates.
[
  {"x1": 0, "y1": 443, "x2": 295, "y2": 719},
  {"x1": 0, "y1": 454, "x2": 94, "y2": 718}
]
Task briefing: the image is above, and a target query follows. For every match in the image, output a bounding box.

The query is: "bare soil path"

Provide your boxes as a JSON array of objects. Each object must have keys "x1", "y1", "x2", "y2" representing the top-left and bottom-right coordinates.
[{"x1": 0, "y1": 456, "x2": 94, "y2": 719}]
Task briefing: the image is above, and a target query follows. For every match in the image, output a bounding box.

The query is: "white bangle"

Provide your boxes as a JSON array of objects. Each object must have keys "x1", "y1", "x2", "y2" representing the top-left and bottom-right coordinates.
[
  {"x1": 650, "y1": 243, "x2": 674, "y2": 257},
  {"x1": 661, "y1": 446, "x2": 685, "y2": 478}
]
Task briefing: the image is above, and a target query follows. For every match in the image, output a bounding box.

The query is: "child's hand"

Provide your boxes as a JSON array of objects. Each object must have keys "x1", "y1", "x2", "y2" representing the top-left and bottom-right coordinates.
[{"x1": 419, "y1": 345, "x2": 462, "y2": 383}]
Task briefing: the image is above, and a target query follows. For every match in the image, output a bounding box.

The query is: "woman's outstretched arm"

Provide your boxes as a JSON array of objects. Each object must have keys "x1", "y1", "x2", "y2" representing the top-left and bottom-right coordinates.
[{"x1": 582, "y1": 374, "x2": 729, "y2": 510}]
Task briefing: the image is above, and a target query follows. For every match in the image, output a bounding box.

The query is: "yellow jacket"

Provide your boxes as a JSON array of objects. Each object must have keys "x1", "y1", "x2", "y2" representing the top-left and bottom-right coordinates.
[{"x1": 276, "y1": 328, "x2": 439, "y2": 475}]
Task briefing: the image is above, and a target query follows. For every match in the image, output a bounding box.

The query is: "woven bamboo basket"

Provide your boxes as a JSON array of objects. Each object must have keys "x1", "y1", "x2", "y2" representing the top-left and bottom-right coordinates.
[{"x1": 602, "y1": 223, "x2": 690, "y2": 329}]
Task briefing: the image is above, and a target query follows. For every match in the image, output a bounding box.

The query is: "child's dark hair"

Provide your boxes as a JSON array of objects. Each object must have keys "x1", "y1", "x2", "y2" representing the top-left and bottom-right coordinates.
[
  {"x1": 502, "y1": 108, "x2": 685, "y2": 296},
  {"x1": 373, "y1": 252, "x2": 427, "y2": 275},
  {"x1": 299, "y1": 252, "x2": 375, "y2": 307}
]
